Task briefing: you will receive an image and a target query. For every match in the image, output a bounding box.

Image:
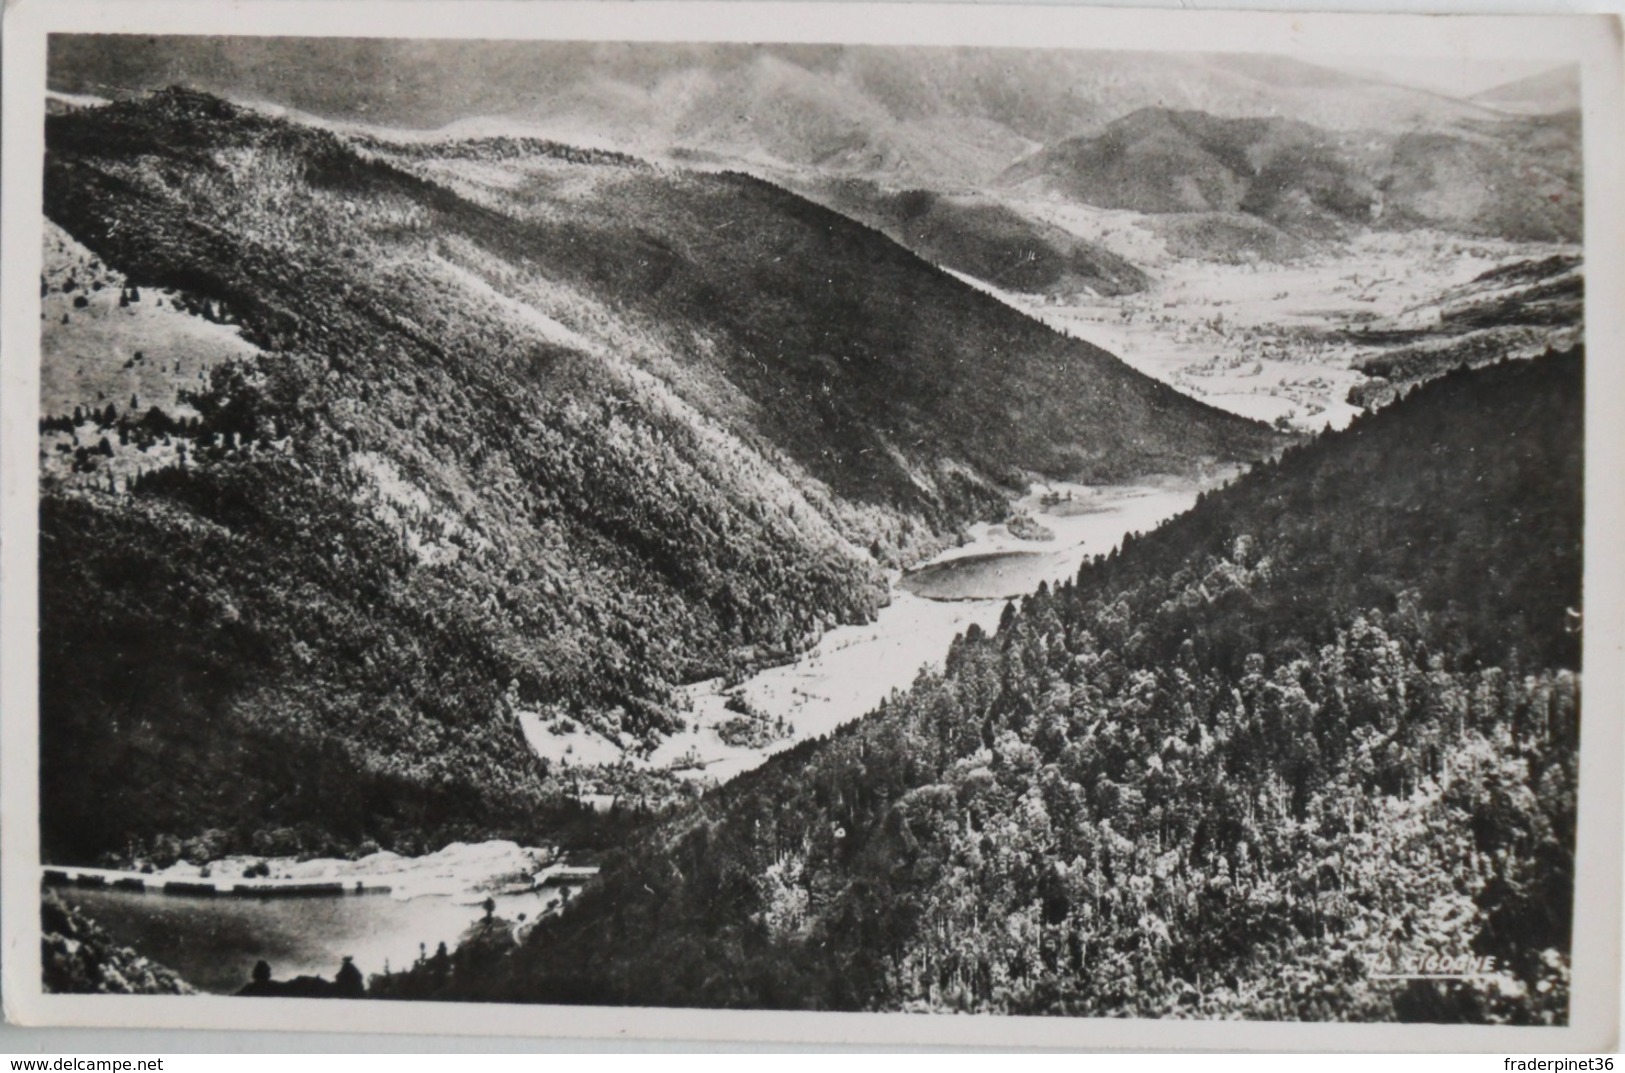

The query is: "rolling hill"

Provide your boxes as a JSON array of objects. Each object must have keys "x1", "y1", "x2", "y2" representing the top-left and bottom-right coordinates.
[
  {"x1": 38, "y1": 89, "x2": 1273, "y2": 866},
  {"x1": 1002, "y1": 106, "x2": 1581, "y2": 243},
  {"x1": 1472, "y1": 66, "x2": 1581, "y2": 115},
  {"x1": 375, "y1": 349, "x2": 1582, "y2": 1024}
]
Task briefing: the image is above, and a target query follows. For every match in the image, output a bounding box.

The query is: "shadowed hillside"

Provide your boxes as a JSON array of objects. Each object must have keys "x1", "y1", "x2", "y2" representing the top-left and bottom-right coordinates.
[
  {"x1": 804, "y1": 179, "x2": 1150, "y2": 296},
  {"x1": 374, "y1": 351, "x2": 1581, "y2": 1024},
  {"x1": 352, "y1": 132, "x2": 1269, "y2": 495},
  {"x1": 39, "y1": 89, "x2": 1272, "y2": 865}
]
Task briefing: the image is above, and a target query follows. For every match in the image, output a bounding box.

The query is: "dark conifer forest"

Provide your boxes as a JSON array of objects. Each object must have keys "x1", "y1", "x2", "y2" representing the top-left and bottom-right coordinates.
[{"x1": 373, "y1": 351, "x2": 1582, "y2": 1023}]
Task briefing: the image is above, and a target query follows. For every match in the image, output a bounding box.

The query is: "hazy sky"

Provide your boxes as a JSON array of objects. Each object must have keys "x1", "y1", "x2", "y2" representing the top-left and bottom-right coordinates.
[{"x1": 50, "y1": 35, "x2": 1563, "y2": 105}]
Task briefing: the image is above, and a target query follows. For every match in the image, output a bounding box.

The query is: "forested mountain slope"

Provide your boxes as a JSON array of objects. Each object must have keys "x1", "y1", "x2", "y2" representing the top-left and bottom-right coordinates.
[
  {"x1": 376, "y1": 351, "x2": 1582, "y2": 1023},
  {"x1": 39, "y1": 89, "x2": 1270, "y2": 865},
  {"x1": 801, "y1": 179, "x2": 1150, "y2": 297},
  {"x1": 348, "y1": 131, "x2": 1266, "y2": 492}
]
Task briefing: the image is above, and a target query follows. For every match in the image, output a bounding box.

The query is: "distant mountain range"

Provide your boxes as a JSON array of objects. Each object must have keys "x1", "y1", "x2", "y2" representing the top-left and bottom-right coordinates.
[{"x1": 48, "y1": 39, "x2": 1571, "y2": 193}]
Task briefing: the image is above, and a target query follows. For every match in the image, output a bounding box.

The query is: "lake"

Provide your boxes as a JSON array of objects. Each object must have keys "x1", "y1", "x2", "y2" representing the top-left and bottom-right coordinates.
[
  {"x1": 898, "y1": 550, "x2": 1049, "y2": 600},
  {"x1": 57, "y1": 882, "x2": 575, "y2": 995}
]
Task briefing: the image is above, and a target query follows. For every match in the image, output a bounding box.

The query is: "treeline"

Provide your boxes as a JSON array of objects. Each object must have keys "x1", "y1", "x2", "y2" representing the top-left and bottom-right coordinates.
[
  {"x1": 373, "y1": 351, "x2": 1582, "y2": 1024},
  {"x1": 352, "y1": 133, "x2": 649, "y2": 170},
  {"x1": 42, "y1": 372, "x2": 276, "y2": 451}
]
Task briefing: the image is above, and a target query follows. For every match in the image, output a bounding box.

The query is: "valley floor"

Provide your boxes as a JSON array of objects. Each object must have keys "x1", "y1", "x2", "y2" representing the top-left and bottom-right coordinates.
[{"x1": 948, "y1": 206, "x2": 1578, "y2": 432}]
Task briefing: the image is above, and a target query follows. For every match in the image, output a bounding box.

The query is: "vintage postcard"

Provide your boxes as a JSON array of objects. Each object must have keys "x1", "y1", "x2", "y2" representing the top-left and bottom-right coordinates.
[{"x1": 2, "y1": 0, "x2": 1621, "y2": 1050}]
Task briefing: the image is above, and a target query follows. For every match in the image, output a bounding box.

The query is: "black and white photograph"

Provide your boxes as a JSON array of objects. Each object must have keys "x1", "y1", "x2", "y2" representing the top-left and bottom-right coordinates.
[{"x1": 2, "y1": 0, "x2": 1621, "y2": 1050}]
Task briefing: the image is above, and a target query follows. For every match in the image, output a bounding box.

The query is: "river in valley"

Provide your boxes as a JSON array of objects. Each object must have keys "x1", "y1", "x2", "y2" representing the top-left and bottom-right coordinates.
[{"x1": 645, "y1": 475, "x2": 1221, "y2": 782}]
